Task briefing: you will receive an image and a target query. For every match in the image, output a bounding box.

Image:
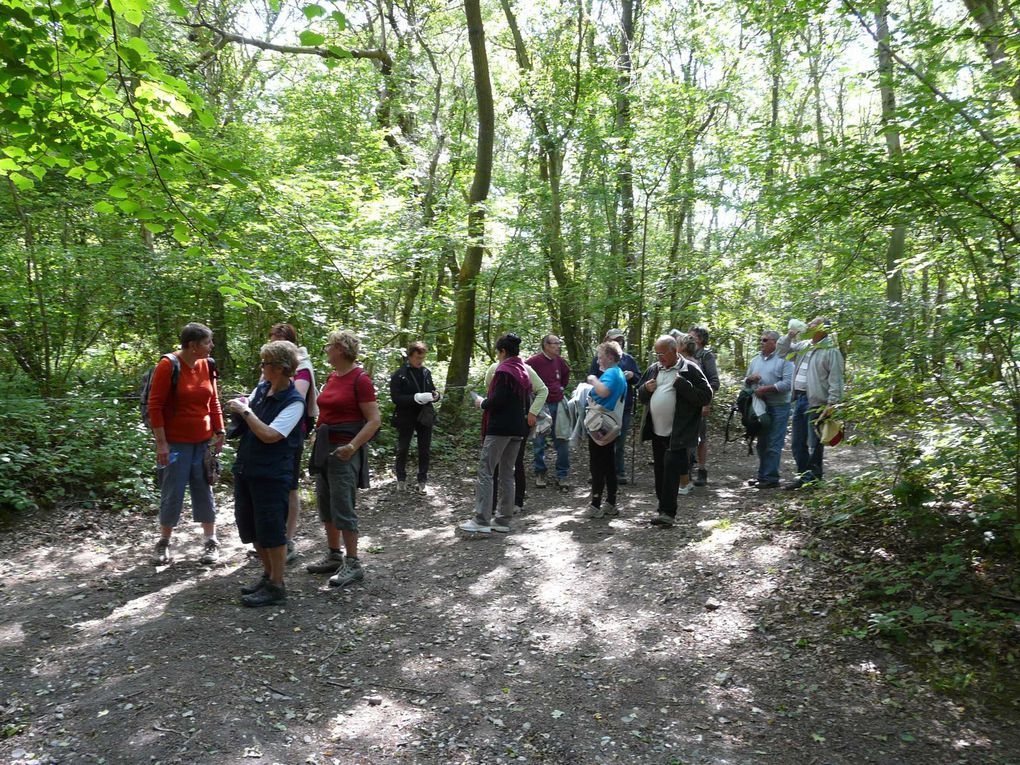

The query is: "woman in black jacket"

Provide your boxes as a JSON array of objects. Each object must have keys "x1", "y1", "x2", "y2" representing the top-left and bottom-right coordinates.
[{"x1": 388, "y1": 341, "x2": 439, "y2": 492}]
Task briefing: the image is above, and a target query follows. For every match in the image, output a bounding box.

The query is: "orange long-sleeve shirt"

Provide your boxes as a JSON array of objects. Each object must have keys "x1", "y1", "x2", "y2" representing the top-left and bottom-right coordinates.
[{"x1": 147, "y1": 354, "x2": 224, "y2": 443}]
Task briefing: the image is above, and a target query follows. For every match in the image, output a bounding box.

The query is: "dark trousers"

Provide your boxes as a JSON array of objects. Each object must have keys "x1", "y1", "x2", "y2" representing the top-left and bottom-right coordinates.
[
  {"x1": 652, "y1": 434, "x2": 690, "y2": 518},
  {"x1": 394, "y1": 422, "x2": 433, "y2": 483},
  {"x1": 493, "y1": 436, "x2": 527, "y2": 512},
  {"x1": 589, "y1": 436, "x2": 618, "y2": 508}
]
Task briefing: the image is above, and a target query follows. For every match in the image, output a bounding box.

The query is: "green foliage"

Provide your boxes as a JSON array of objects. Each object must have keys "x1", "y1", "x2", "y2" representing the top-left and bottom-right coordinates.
[{"x1": 0, "y1": 381, "x2": 157, "y2": 516}]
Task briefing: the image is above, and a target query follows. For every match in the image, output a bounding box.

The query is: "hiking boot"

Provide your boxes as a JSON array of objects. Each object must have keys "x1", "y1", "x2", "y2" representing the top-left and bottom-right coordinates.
[
  {"x1": 285, "y1": 540, "x2": 299, "y2": 564},
  {"x1": 241, "y1": 580, "x2": 286, "y2": 608},
  {"x1": 329, "y1": 557, "x2": 364, "y2": 587},
  {"x1": 693, "y1": 468, "x2": 708, "y2": 487},
  {"x1": 757, "y1": 481, "x2": 780, "y2": 490},
  {"x1": 746, "y1": 477, "x2": 760, "y2": 486},
  {"x1": 491, "y1": 516, "x2": 512, "y2": 533},
  {"x1": 556, "y1": 478, "x2": 570, "y2": 491},
  {"x1": 535, "y1": 473, "x2": 547, "y2": 488},
  {"x1": 604, "y1": 503, "x2": 620, "y2": 517},
  {"x1": 677, "y1": 484, "x2": 693, "y2": 496},
  {"x1": 306, "y1": 550, "x2": 345, "y2": 574},
  {"x1": 457, "y1": 519, "x2": 492, "y2": 535},
  {"x1": 650, "y1": 513, "x2": 675, "y2": 528},
  {"x1": 584, "y1": 504, "x2": 605, "y2": 520},
  {"x1": 783, "y1": 479, "x2": 804, "y2": 491},
  {"x1": 241, "y1": 572, "x2": 269, "y2": 595},
  {"x1": 416, "y1": 482, "x2": 428, "y2": 494},
  {"x1": 152, "y1": 537, "x2": 172, "y2": 565},
  {"x1": 395, "y1": 480, "x2": 406, "y2": 492},
  {"x1": 513, "y1": 504, "x2": 526, "y2": 517},
  {"x1": 199, "y1": 538, "x2": 220, "y2": 565}
]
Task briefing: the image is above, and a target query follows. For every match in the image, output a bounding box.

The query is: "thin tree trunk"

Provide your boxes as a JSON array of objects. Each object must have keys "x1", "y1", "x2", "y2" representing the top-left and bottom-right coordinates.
[
  {"x1": 875, "y1": 0, "x2": 907, "y2": 371},
  {"x1": 442, "y1": 0, "x2": 494, "y2": 419}
]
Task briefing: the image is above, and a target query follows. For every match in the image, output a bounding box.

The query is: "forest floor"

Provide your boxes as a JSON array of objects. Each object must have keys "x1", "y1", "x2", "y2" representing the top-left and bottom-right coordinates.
[{"x1": 1, "y1": 433, "x2": 1018, "y2": 765}]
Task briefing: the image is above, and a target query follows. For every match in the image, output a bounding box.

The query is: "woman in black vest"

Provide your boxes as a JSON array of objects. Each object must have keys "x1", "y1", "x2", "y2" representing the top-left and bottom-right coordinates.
[
  {"x1": 227, "y1": 341, "x2": 306, "y2": 607},
  {"x1": 388, "y1": 341, "x2": 439, "y2": 492}
]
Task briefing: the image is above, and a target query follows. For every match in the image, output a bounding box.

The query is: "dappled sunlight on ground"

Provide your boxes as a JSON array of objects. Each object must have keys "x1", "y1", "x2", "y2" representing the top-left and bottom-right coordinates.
[{"x1": 0, "y1": 440, "x2": 1014, "y2": 764}]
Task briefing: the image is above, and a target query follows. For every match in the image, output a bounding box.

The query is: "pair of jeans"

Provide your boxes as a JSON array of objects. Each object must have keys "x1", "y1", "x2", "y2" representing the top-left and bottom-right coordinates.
[
  {"x1": 790, "y1": 393, "x2": 824, "y2": 482},
  {"x1": 532, "y1": 402, "x2": 570, "y2": 480},
  {"x1": 394, "y1": 422, "x2": 433, "y2": 484},
  {"x1": 589, "y1": 436, "x2": 618, "y2": 508},
  {"x1": 614, "y1": 410, "x2": 633, "y2": 478},
  {"x1": 756, "y1": 402, "x2": 791, "y2": 484},
  {"x1": 158, "y1": 441, "x2": 216, "y2": 527},
  {"x1": 651, "y1": 435, "x2": 690, "y2": 518},
  {"x1": 474, "y1": 435, "x2": 522, "y2": 524}
]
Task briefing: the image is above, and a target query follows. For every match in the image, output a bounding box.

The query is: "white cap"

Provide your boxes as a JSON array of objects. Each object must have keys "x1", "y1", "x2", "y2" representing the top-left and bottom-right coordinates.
[{"x1": 788, "y1": 319, "x2": 808, "y2": 333}]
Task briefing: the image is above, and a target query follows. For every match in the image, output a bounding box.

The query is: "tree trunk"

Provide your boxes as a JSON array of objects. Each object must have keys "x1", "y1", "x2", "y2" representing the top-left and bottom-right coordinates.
[
  {"x1": 875, "y1": 0, "x2": 908, "y2": 371},
  {"x1": 617, "y1": 0, "x2": 637, "y2": 347},
  {"x1": 442, "y1": 0, "x2": 494, "y2": 420},
  {"x1": 961, "y1": 0, "x2": 1020, "y2": 108}
]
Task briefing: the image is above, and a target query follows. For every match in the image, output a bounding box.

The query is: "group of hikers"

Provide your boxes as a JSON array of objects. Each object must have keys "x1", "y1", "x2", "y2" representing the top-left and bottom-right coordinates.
[{"x1": 145, "y1": 318, "x2": 844, "y2": 608}]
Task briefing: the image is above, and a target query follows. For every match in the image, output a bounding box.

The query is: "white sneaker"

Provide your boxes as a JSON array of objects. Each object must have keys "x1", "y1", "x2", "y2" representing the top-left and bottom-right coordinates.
[
  {"x1": 457, "y1": 519, "x2": 492, "y2": 534},
  {"x1": 604, "y1": 503, "x2": 620, "y2": 516},
  {"x1": 535, "y1": 474, "x2": 547, "y2": 488},
  {"x1": 677, "y1": 484, "x2": 693, "y2": 496},
  {"x1": 583, "y1": 504, "x2": 605, "y2": 519}
]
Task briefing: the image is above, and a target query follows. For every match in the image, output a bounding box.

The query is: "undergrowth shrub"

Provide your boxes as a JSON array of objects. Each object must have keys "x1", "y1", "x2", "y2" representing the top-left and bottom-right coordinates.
[{"x1": 0, "y1": 382, "x2": 156, "y2": 516}]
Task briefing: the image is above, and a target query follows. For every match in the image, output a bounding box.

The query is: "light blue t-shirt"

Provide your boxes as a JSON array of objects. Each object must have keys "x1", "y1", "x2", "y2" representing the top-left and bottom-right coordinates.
[{"x1": 590, "y1": 366, "x2": 627, "y2": 409}]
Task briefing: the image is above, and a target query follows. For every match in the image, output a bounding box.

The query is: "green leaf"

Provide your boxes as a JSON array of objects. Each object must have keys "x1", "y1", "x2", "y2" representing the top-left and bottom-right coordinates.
[
  {"x1": 167, "y1": 0, "x2": 187, "y2": 16},
  {"x1": 302, "y1": 4, "x2": 325, "y2": 19},
  {"x1": 0, "y1": 157, "x2": 19, "y2": 172},
  {"x1": 173, "y1": 223, "x2": 190, "y2": 243},
  {"x1": 299, "y1": 30, "x2": 325, "y2": 47},
  {"x1": 123, "y1": 7, "x2": 143, "y2": 25},
  {"x1": 93, "y1": 201, "x2": 116, "y2": 214},
  {"x1": 331, "y1": 10, "x2": 346, "y2": 29},
  {"x1": 143, "y1": 222, "x2": 165, "y2": 234}
]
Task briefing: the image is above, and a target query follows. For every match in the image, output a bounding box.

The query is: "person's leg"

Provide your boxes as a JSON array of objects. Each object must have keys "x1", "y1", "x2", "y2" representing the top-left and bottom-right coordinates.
[
  {"x1": 307, "y1": 471, "x2": 344, "y2": 573},
  {"x1": 790, "y1": 394, "x2": 810, "y2": 477},
  {"x1": 512, "y1": 437, "x2": 527, "y2": 509},
  {"x1": 416, "y1": 423, "x2": 433, "y2": 485},
  {"x1": 755, "y1": 422, "x2": 768, "y2": 482},
  {"x1": 532, "y1": 428, "x2": 549, "y2": 477},
  {"x1": 327, "y1": 450, "x2": 365, "y2": 587},
  {"x1": 615, "y1": 410, "x2": 632, "y2": 479},
  {"x1": 186, "y1": 441, "x2": 217, "y2": 541},
  {"x1": 495, "y1": 438, "x2": 521, "y2": 523},
  {"x1": 588, "y1": 436, "x2": 606, "y2": 506},
  {"x1": 604, "y1": 442, "x2": 619, "y2": 505},
  {"x1": 806, "y1": 405, "x2": 825, "y2": 482},
  {"x1": 243, "y1": 478, "x2": 289, "y2": 605},
  {"x1": 475, "y1": 436, "x2": 508, "y2": 525},
  {"x1": 394, "y1": 425, "x2": 414, "y2": 483},
  {"x1": 651, "y1": 435, "x2": 666, "y2": 504},
  {"x1": 554, "y1": 434, "x2": 571, "y2": 483},
  {"x1": 660, "y1": 449, "x2": 685, "y2": 518},
  {"x1": 157, "y1": 441, "x2": 190, "y2": 542},
  {"x1": 762, "y1": 404, "x2": 790, "y2": 484}
]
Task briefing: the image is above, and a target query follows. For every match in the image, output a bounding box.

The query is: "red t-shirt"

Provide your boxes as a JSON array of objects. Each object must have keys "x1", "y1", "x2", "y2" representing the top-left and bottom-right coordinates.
[
  {"x1": 147, "y1": 355, "x2": 224, "y2": 443},
  {"x1": 316, "y1": 368, "x2": 377, "y2": 442}
]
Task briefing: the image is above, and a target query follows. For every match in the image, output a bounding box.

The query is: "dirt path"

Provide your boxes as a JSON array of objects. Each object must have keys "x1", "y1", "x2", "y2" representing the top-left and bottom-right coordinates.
[{"x1": 1, "y1": 435, "x2": 1016, "y2": 764}]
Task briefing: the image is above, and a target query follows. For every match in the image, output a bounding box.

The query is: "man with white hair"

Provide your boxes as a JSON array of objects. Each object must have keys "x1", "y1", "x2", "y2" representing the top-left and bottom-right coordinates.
[
  {"x1": 744, "y1": 330, "x2": 794, "y2": 490},
  {"x1": 637, "y1": 335, "x2": 713, "y2": 527},
  {"x1": 778, "y1": 317, "x2": 844, "y2": 489}
]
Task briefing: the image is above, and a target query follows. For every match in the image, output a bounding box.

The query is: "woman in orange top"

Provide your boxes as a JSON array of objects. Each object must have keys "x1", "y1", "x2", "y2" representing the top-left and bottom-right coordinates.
[{"x1": 148, "y1": 323, "x2": 226, "y2": 565}]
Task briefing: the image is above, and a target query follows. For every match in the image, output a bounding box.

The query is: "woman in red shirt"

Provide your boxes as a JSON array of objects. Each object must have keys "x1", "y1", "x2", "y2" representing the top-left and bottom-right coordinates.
[
  {"x1": 306, "y1": 329, "x2": 381, "y2": 588},
  {"x1": 148, "y1": 323, "x2": 226, "y2": 565}
]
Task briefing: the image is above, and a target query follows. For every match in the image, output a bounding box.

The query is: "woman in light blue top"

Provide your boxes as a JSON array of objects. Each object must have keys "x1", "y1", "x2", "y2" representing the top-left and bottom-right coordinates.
[{"x1": 584, "y1": 341, "x2": 628, "y2": 518}]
